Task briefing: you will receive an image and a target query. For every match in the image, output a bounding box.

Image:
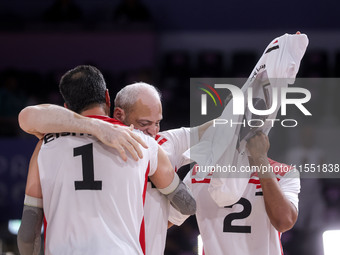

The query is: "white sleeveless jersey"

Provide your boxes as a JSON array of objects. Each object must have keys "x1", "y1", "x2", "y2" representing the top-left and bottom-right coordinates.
[
  {"x1": 38, "y1": 121, "x2": 158, "y2": 255},
  {"x1": 144, "y1": 127, "x2": 198, "y2": 255},
  {"x1": 169, "y1": 159, "x2": 300, "y2": 255}
]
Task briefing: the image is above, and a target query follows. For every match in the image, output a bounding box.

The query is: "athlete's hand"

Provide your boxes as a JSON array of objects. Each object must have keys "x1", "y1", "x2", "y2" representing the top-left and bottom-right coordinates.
[
  {"x1": 93, "y1": 120, "x2": 148, "y2": 161},
  {"x1": 246, "y1": 131, "x2": 270, "y2": 160},
  {"x1": 247, "y1": 132, "x2": 271, "y2": 177}
]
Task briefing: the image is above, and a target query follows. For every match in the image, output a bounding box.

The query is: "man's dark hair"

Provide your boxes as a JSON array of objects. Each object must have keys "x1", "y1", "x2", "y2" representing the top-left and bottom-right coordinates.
[{"x1": 59, "y1": 65, "x2": 107, "y2": 113}]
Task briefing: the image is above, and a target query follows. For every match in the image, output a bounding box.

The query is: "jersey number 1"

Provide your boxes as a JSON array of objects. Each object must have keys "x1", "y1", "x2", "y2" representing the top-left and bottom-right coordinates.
[{"x1": 74, "y1": 143, "x2": 102, "y2": 190}]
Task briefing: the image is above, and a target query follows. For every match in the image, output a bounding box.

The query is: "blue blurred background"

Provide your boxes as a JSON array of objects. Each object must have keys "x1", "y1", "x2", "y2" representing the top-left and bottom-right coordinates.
[{"x1": 1, "y1": 0, "x2": 340, "y2": 254}]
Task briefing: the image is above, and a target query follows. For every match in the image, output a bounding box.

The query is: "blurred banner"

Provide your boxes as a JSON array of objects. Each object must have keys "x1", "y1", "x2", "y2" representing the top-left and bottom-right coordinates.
[
  {"x1": 0, "y1": 31, "x2": 156, "y2": 72},
  {"x1": 0, "y1": 138, "x2": 37, "y2": 221}
]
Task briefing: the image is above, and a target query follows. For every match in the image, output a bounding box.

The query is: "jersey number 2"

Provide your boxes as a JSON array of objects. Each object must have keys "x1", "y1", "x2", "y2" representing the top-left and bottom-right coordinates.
[
  {"x1": 74, "y1": 143, "x2": 102, "y2": 190},
  {"x1": 223, "y1": 198, "x2": 251, "y2": 233}
]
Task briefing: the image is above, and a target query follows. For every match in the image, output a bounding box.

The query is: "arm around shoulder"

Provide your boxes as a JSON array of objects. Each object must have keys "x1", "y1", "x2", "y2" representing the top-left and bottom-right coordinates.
[{"x1": 19, "y1": 104, "x2": 147, "y2": 161}]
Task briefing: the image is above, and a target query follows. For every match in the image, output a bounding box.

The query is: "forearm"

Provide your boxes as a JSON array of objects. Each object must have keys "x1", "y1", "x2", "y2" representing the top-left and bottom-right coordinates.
[
  {"x1": 255, "y1": 158, "x2": 297, "y2": 232},
  {"x1": 17, "y1": 201, "x2": 43, "y2": 255},
  {"x1": 247, "y1": 132, "x2": 297, "y2": 232},
  {"x1": 158, "y1": 174, "x2": 196, "y2": 215},
  {"x1": 18, "y1": 104, "x2": 101, "y2": 138},
  {"x1": 151, "y1": 147, "x2": 196, "y2": 215}
]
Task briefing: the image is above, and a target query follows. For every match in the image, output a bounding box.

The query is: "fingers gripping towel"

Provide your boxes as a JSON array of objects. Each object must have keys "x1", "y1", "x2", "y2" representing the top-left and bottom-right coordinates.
[{"x1": 186, "y1": 33, "x2": 308, "y2": 206}]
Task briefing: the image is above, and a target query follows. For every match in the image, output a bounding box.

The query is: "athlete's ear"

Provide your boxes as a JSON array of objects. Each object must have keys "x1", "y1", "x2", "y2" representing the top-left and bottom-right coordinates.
[
  {"x1": 105, "y1": 89, "x2": 111, "y2": 109},
  {"x1": 64, "y1": 103, "x2": 68, "y2": 109},
  {"x1": 114, "y1": 107, "x2": 126, "y2": 122}
]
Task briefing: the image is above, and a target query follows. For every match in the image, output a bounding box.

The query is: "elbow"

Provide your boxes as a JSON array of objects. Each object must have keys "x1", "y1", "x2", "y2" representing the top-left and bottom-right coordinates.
[
  {"x1": 18, "y1": 106, "x2": 41, "y2": 134},
  {"x1": 18, "y1": 107, "x2": 33, "y2": 132},
  {"x1": 273, "y1": 221, "x2": 295, "y2": 233},
  {"x1": 271, "y1": 215, "x2": 297, "y2": 233},
  {"x1": 267, "y1": 201, "x2": 298, "y2": 233}
]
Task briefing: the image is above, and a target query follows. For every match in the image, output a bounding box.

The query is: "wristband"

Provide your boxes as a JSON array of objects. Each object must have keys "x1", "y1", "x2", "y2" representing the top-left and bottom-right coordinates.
[
  {"x1": 24, "y1": 195, "x2": 43, "y2": 208},
  {"x1": 158, "y1": 173, "x2": 180, "y2": 195}
]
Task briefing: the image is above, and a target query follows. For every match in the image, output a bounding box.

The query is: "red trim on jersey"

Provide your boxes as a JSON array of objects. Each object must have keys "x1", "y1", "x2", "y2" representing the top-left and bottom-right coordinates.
[
  {"x1": 155, "y1": 134, "x2": 167, "y2": 146},
  {"x1": 85, "y1": 115, "x2": 126, "y2": 126},
  {"x1": 43, "y1": 216, "x2": 47, "y2": 253},
  {"x1": 278, "y1": 232, "x2": 284, "y2": 255},
  {"x1": 248, "y1": 179, "x2": 260, "y2": 185},
  {"x1": 142, "y1": 162, "x2": 150, "y2": 204},
  {"x1": 191, "y1": 164, "x2": 212, "y2": 184},
  {"x1": 268, "y1": 158, "x2": 293, "y2": 177},
  {"x1": 139, "y1": 161, "x2": 150, "y2": 255},
  {"x1": 250, "y1": 172, "x2": 258, "y2": 178},
  {"x1": 158, "y1": 138, "x2": 167, "y2": 146},
  {"x1": 248, "y1": 158, "x2": 293, "y2": 182},
  {"x1": 192, "y1": 178, "x2": 211, "y2": 184},
  {"x1": 192, "y1": 158, "x2": 291, "y2": 185},
  {"x1": 139, "y1": 219, "x2": 146, "y2": 255},
  {"x1": 254, "y1": 178, "x2": 279, "y2": 190}
]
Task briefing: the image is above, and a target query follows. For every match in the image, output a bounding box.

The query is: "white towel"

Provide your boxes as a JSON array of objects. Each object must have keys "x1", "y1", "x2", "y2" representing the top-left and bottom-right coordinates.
[{"x1": 186, "y1": 33, "x2": 308, "y2": 206}]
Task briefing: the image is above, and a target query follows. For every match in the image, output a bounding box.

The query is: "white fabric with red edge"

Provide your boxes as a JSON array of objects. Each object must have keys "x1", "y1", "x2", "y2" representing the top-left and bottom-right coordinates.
[{"x1": 182, "y1": 33, "x2": 307, "y2": 209}]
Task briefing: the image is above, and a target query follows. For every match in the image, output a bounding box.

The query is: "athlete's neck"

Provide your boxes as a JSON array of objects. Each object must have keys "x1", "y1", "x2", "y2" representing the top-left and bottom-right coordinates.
[{"x1": 80, "y1": 106, "x2": 108, "y2": 117}]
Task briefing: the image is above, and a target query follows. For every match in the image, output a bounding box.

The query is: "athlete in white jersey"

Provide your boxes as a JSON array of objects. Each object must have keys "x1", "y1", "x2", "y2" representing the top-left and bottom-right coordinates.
[
  {"x1": 113, "y1": 83, "x2": 214, "y2": 254},
  {"x1": 144, "y1": 127, "x2": 199, "y2": 254},
  {"x1": 169, "y1": 132, "x2": 300, "y2": 255},
  {"x1": 17, "y1": 66, "x2": 197, "y2": 255},
  {"x1": 39, "y1": 117, "x2": 158, "y2": 255},
  {"x1": 19, "y1": 32, "x2": 305, "y2": 253},
  {"x1": 18, "y1": 83, "x2": 210, "y2": 254}
]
